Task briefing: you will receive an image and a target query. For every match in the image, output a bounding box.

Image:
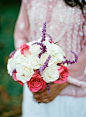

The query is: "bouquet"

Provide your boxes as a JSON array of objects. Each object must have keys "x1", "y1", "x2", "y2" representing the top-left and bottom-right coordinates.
[{"x1": 7, "y1": 22, "x2": 78, "y2": 94}]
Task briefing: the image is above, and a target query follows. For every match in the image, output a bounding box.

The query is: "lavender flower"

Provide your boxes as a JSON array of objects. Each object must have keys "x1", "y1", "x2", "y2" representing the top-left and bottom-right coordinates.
[
  {"x1": 9, "y1": 50, "x2": 16, "y2": 58},
  {"x1": 38, "y1": 44, "x2": 47, "y2": 58},
  {"x1": 41, "y1": 22, "x2": 46, "y2": 43},
  {"x1": 70, "y1": 51, "x2": 78, "y2": 63},
  {"x1": 47, "y1": 83, "x2": 50, "y2": 94},
  {"x1": 39, "y1": 55, "x2": 51, "y2": 75},
  {"x1": 46, "y1": 33, "x2": 53, "y2": 43},
  {"x1": 57, "y1": 51, "x2": 78, "y2": 65},
  {"x1": 12, "y1": 69, "x2": 16, "y2": 77},
  {"x1": 32, "y1": 42, "x2": 42, "y2": 46},
  {"x1": 32, "y1": 42, "x2": 47, "y2": 58},
  {"x1": 32, "y1": 22, "x2": 49, "y2": 58}
]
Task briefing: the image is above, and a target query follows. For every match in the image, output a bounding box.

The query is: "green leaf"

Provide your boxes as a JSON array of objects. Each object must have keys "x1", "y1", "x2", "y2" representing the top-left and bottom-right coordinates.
[{"x1": 54, "y1": 41, "x2": 58, "y2": 44}]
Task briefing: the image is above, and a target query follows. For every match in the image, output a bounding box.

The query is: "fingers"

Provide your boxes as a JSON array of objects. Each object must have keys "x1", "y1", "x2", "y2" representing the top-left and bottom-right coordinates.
[
  {"x1": 32, "y1": 83, "x2": 61, "y2": 103},
  {"x1": 33, "y1": 90, "x2": 48, "y2": 100},
  {"x1": 34, "y1": 96, "x2": 55, "y2": 103},
  {"x1": 35, "y1": 97, "x2": 51, "y2": 103},
  {"x1": 33, "y1": 89, "x2": 52, "y2": 103},
  {"x1": 33, "y1": 84, "x2": 58, "y2": 101},
  {"x1": 33, "y1": 91, "x2": 55, "y2": 104}
]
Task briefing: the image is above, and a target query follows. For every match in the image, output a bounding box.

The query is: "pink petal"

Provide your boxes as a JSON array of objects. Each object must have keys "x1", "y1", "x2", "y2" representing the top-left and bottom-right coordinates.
[{"x1": 13, "y1": 73, "x2": 17, "y2": 81}]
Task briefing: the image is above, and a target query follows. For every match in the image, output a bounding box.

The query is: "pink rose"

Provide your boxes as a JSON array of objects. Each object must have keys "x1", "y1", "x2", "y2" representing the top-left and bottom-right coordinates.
[
  {"x1": 17, "y1": 80, "x2": 24, "y2": 86},
  {"x1": 19, "y1": 43, "x2": 30, "y2": 56},
  {"x1": 49, "y1": 40, "x2": 54, "y2": 43},
  {"x1": 27, "y1": 73, "x2": 46, "y2": 92},
  {"x1": 12, "y1": 71, "x2": 24, "y2": 86},
  {"x1": 54, "y1": 65, "x2": 69, "y2": 84}
]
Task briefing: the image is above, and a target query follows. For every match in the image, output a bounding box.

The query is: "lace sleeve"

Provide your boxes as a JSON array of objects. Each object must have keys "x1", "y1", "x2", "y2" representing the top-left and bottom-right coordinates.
[
  {"x1": 80, "y1": 8, "x2": 86, "y2": 52},
  {"x1": 67, "y1": 47, "x2": 86, "y2": 88},
  {"x1": 14, "y1": 0, "x2": 30, "y2": 50},
  {"x1": 67, "y1": 15, "x2": 86, "y2": 88}
]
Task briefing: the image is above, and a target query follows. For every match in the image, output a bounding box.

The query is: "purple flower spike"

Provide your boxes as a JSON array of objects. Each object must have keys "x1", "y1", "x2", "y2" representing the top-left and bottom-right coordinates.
[
  {"x1": 47, "y1": 83, "x2": 50, "y2": 94},
  {"x1": 57, "y1": 51, "x2": 78, "y2": 65},
  {"x1": 70, "y1": 51, "x2": 78, "y2": 63},
  {"x1": 9, "y1": 50, "x2": 16, "y2": 58},
  {"x1": 38, "y1": 44, "x2": 47, "y2": 58},
  {"x1": 39, "y1": 55, "x2": 51, "y2": 75},
  {"x1": 46, "y1": 33, "x2": 53, "y2": 43},
  {"x1": 12, "y1": 69, "x2": 16, "y2": 77},
  {"x1": 32, "y1": 42, "x2": 47, "y2": 58},
  {"x1": 32, "y1": 42, "x2": 42, "y2": 47},
  {"x1": 41, "y1": 22, "x2": 46, "y2": 43}
]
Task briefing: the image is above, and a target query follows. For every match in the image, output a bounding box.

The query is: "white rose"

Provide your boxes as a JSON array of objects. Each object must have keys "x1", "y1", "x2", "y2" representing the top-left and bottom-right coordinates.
[
  {"x1": 40, "y1": 53, "x2": 49, "y2": 65},
  {"x1": 29, "y1": 44, "x2": 41, "y2": 55},
  {"x1": 14, "y1": 50, "x2": 27, "y2": 65},
  {"x1": 16, "y1": 63, "x2": 34, "y2": 83},
  {"x1": 40, "y1": 53, "x2": 56, "y2": 66},
  {"x1": 16, "y1": 73, "x2": 28, "y2": 83},
  {"x1": 27, "y1": 41, "x2": 37, "y2": 46},
  {"x1": 47, "y1": 43, "x2": 65, "y2": 56},
  {"x1": 14, "y1": 50, "x2": 21, "y2": 58},
  {"x1": 48, "y1": 54, "x2": 57, "y2": 66},
  {"x1": 46, "y1": 54, "x2": 64, "y2": 66},
  {"x1": 57, "y1": 46, "x2": 65, "y2": 56},
  {"x1": 55, "y1": 53, "x2": 64, "y2": 63},
  {"x1": 42, "y1": 64, "x2": 60, "y2": 83},
  {"x1": 26, "y1": 55, "x2": 41, "y2": 69},
  {"x1": 47, "y1": 43, "x2": 59, "y2": 55},
  {"x1": 7, "y1": 58, "x2": 15, "y2": 76}
]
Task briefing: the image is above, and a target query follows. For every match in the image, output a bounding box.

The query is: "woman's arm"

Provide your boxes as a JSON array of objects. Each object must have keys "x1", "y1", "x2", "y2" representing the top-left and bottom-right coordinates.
[
  {"x1": 67, "y1": 17, "x2": 86, "y2": 88},
  {"x1": 14, "y1": 0, "x2": 30, "y2": 50}
]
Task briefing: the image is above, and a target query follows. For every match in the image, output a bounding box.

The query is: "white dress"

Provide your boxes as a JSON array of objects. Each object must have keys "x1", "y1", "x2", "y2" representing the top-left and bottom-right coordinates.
[{"x1": 22, "y1": 84, "x2": 86, "y2": 117}]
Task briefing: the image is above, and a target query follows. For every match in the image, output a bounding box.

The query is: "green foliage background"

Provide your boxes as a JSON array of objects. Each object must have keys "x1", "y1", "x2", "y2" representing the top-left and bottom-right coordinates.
[{"x1": 0, "y1": 0, "x2": 23, "y2": 116}]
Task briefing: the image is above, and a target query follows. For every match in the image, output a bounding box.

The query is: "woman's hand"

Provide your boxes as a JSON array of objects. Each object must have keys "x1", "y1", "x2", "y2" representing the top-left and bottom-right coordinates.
[{"x1": 32, "y1": 82, "x2": 69, "y2": 103}]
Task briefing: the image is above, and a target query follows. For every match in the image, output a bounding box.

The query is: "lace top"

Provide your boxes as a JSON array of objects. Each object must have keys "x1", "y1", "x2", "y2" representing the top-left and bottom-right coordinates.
[{"x1": 14, "y1": 0, "x2": 86, "y2": 97}]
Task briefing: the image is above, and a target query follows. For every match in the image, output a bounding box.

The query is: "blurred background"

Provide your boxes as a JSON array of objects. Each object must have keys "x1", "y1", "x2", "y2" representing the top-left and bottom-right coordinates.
[{"x1": 0, "y1": 0, "x2": 23, "y2": 116}]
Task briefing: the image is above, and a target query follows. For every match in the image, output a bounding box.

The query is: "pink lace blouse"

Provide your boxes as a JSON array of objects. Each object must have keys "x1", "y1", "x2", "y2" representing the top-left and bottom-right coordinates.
[{"x1": 14, "y1": 0, "x2": 86, "y2": 97}]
